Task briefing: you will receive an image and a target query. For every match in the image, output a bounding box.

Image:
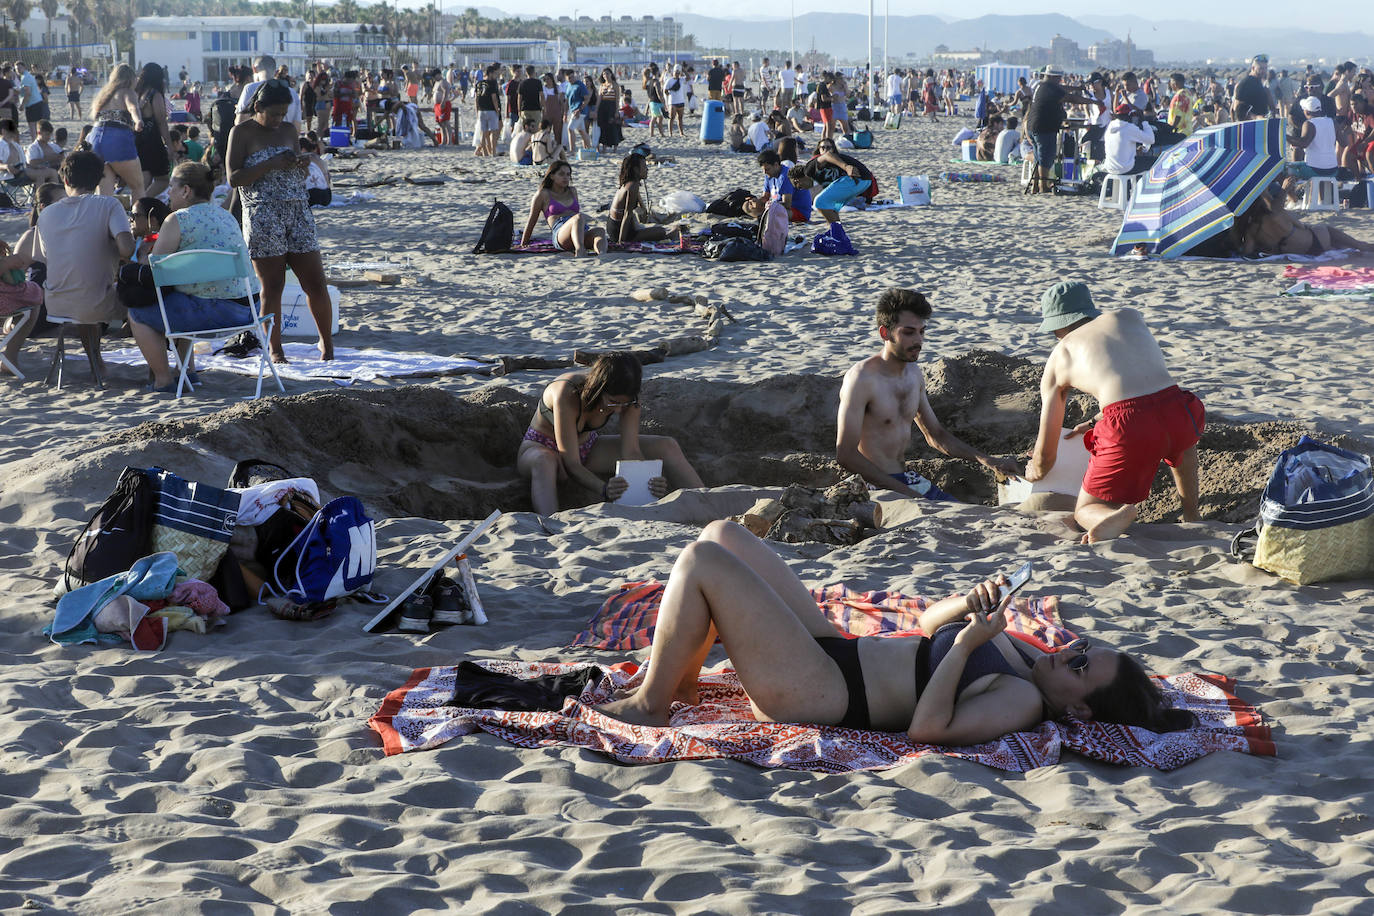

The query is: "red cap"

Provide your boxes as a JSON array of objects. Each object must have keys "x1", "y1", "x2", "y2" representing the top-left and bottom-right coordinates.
[{"x1": 1114, "y1": 103, "x2": 1134, "y2": 117}]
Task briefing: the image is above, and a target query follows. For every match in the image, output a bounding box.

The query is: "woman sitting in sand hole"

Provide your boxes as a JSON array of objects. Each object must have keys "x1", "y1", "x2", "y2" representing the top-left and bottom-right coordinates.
[
  {"x1": 607, "y1": 153, "x2": 674, "y2": 245},
  {"x1": 598, "y1": 520, "x2": 1196, "y2": 741},
  {"x1": 518, "y1": 160, "x2": 606, "y2": 257},
  {"x1": 1232, "y1": 190, "x2": 1374, "y2": 257},
  {"x1": 517, "y1": 352, "x2": 704, "y2": 516}
]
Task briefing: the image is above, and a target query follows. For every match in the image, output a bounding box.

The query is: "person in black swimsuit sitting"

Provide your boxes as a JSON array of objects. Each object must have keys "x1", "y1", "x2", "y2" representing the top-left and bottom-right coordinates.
[
  {"x1": 597, "y1": 521, "x2": 1196, "y2": 741},
  {"x1": 515, "y1": 352, "x2": 705, "y2": 516}
]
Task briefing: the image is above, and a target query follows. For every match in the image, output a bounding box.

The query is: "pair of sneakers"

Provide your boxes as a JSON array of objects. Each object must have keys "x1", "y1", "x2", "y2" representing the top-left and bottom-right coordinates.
[{"x1": 397, "y1": 575, "x2": 472, "y2": 633}]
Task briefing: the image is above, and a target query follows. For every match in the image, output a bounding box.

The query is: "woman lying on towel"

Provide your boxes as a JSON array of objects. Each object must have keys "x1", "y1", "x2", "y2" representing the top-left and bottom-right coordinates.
[
  {"x1": 517, "y1": 352, "x2": 705, "y2": 516},
  {"x1": 519, "y1": 160, "x2": 607, "y2": 256},
  {"x1": 1233, "y1": 190, "x2": 1374, "y2": 257},
  {"x1": 598, "y1": 521, "x2": 1195, "y2": 742}
]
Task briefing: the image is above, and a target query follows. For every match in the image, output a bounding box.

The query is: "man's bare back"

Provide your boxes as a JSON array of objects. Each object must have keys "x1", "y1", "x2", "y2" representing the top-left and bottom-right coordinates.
[{"x1": 1044, "y1": 309, "x2": 1174, "y2": 407}]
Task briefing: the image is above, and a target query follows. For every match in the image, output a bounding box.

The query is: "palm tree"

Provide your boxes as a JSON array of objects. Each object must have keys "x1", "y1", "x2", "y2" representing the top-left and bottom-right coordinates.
[{"x1": 7, "y1": 0, "x2": 31, "y2": 47}]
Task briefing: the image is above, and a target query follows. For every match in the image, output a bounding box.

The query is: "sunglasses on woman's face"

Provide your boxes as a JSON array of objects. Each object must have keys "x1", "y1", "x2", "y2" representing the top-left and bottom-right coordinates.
[{"x1": 1064, "y1": 638, "x2": 1090, "y2": 672}]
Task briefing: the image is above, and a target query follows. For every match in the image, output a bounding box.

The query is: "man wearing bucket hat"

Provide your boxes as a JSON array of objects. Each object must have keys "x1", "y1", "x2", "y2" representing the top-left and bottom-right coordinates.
[{"x1": 1025, "y1": 282, "x2": 1205, "y2": 543}]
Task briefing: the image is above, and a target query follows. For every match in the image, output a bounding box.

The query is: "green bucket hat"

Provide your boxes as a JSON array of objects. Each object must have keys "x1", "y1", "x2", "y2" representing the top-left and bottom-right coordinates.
[{"x1": 1039, "y1": 281, "x2": 1101, "y2": 333}]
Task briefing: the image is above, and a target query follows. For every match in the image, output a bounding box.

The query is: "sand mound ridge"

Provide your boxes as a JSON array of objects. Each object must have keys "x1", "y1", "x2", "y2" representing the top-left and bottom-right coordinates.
[{"x1": 22, "y1": 350, "x2": 1356, "y2": 531}]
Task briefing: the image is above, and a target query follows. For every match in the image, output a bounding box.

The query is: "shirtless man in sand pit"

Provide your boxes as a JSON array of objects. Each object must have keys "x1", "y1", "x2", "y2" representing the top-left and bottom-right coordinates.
[
  {"x1": 1026, "y1": 282, "x2": 1204, "y2": 543},
  {"x1": 837, "y1": 288, "x2": 1022, "y2": 500}
]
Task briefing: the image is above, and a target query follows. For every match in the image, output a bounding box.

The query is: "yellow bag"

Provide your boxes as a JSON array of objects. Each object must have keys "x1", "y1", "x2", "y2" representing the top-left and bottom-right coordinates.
[{"x1": 1254, "y1": 513, "x2": 1374, "y2": 585}]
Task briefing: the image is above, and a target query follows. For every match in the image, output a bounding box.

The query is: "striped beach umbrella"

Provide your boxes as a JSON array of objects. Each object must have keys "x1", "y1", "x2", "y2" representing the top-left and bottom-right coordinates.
[{"x1": 1112, "y1": 118, "x2": 1289, "y2": 258}]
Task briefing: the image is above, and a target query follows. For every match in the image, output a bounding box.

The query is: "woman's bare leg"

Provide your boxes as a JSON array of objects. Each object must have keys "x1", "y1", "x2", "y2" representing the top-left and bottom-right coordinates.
[
  {"x1": 285, "y1": 249, "x2": 335, "y2": 359},
  {"x1": 109, "y1": 159, "x2": 145, "y2": 200},
  {"x1": 638, "y1": 434, "x2": 705, "y2": 491},
  {"x1": 516, "y1": 441, "x2": 562, "y2": 516},
  {"x1": 597, "y1": 540, "x2": 849, "y2": 726},
  {"x1": 251, "y1": 255, "x2": 289, "y2": 362}
]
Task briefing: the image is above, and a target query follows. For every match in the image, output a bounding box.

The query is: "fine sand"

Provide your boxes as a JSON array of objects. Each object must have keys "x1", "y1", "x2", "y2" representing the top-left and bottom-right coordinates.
[{"x1": 2, "y1": 106, "x2": 1374, "y2": 912}]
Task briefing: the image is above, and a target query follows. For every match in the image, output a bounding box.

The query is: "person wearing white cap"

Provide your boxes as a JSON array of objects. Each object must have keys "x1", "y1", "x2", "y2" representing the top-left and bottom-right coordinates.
[{"x1": 1287, "y1": 95, "x2": 1338, "y2": 178}]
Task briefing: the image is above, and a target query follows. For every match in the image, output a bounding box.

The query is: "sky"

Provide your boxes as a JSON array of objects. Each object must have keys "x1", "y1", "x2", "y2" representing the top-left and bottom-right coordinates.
[{"x1": 392, "y1": 1, "x2": 1367, "y2": 35}]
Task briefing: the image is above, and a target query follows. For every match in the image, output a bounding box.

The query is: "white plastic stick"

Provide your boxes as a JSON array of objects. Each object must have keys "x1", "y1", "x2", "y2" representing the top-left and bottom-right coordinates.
[{"x1": 362, "y1": 510, "x2": 501, "y2": 633}]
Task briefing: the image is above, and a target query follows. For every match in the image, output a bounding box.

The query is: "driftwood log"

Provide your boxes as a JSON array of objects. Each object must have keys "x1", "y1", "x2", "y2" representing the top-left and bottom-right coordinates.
[{"x1": 733, "y1": 476, "x2": 883, "y2": 546}]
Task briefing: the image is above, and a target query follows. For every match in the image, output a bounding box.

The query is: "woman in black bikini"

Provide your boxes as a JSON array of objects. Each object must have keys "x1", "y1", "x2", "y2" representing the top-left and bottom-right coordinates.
[
  {"x1": 133, "y1": 63, "x2": 173, "y2": 198},
  {"x1": 598, "y1": 521, "x2": 1196, "y2": 742},
  {"x1": 607, "y1": 153, "x2": 673, "y2": 244},
  {"x1": 515, "y1": 353, "x2": 704, "y2": 516}
]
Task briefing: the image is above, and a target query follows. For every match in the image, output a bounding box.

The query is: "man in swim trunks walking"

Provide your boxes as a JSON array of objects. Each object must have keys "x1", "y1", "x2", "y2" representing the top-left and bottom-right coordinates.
[
  {"x1": 837, "y1": 289, "x2": 1023, "y2": 500},
  {"x1": 1025, "y1": 281, "x2": 1204, "y2": 543}
]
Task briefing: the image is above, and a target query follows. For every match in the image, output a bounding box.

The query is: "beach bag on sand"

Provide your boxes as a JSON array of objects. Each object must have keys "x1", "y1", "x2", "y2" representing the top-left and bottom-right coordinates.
[
  {"x1": 758, "y1": 199, "x2": 788, "y2": 257},
  {"x1": 705, "y1": 188, "x2": 753, "y2": 217},
  {"x1": 812, "y1": 222, "x2": 857, "y2": 256},
  {"x1": 706, "y1": 220, "x2": 757, "y2": 240},
  {"x1": 62, "y1": 467, "x2": 157, "y2": 592},
  {"x1": 1232, "y1": 436, "x2": 1374, "y2": 585},
  {"x1": 266, "y1": 496, "x2": 376, "y2": 605},
  {"x1": 884, "y1": 111, "x2": 902, "y2": 130},
  {"x1": 848, "y1": 129, "x2": 874, "y2": 149},
  {"x1": 473, "y1": 199, "x2": 513, "y2": 254},
  {"x1": 149, "y1": 468, "x2": 239, "y2": 582},
  {"x1": 659, "y1": 190, "x2": 705, "y2": 213},
  {"x1": 701, "y1": 237, "x2": 771, "y2": 262},
  {"x1": 897, "y1": 175, "x2": 931, "y2": 206}
]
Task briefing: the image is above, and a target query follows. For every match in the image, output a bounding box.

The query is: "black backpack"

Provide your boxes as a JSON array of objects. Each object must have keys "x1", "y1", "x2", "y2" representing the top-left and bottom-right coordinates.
[
  {"x1": 206, "y1": 97, "x2": 238, "y2": 165},
  {"x1": 62, "y1": 467, "x2": 156, "y2": 592},
  {"x1": 705, "y1": 188, "x2": 753, "y2": 217},
  {"x1": 706, "y1": 220, "x2": 758, "y2": 240},
  {"x1": 227, "y1": 459, "x2": 295, "y2": 489},
  {"x1": 473, "y1": 199, "x2": 514, "y2": 254},
  {"x1": 702, "y1": 237, "x2": 771, "y2": 262}
]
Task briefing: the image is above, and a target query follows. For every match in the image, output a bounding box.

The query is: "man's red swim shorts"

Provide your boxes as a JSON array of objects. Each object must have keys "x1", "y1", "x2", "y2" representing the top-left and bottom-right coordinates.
[{"x1": 1081, "y1": 385, "x2": 1204, "y2": 505}]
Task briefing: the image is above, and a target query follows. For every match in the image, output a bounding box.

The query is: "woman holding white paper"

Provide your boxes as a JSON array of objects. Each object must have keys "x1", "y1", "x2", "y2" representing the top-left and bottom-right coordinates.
[{"x1": 516, "y1": 352, "x2": 704, "y2": 515}]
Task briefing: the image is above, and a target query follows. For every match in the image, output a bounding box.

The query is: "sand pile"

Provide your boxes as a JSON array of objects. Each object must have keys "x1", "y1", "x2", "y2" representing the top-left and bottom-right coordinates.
[{"x1": 11, "y1": 352, "x2": 1361, "y2": 534}]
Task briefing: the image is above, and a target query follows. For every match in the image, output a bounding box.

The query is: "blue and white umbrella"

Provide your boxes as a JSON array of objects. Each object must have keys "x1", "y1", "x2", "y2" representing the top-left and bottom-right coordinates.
[{"x1": 1113, "y1": 118, "x2": 1289, "y2": 258}]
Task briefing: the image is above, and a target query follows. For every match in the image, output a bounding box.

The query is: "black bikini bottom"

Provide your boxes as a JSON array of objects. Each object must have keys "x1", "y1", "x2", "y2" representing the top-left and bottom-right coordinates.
[{"x1": 815, "y1": 637, "x2": 870, "y2": 729}]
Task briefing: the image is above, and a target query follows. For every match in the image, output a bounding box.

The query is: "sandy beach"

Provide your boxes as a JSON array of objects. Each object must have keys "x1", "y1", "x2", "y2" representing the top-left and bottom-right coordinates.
[{"x1": 2, "y1": 105, "x2": 1373, "y2": 912}]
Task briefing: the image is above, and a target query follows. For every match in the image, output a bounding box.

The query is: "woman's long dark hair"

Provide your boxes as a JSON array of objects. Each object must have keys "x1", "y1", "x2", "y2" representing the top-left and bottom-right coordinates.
[
  {"x1": 576, "y1": 352, "x2": 641, "y2": 413},
  {"x1": 618, "y1": 152, "x2": 646, "y2": 187},
  {"x1": 540, "y1": 160, "x2": 571, "y2": 190},
  {"x1": 1085, "y1": 654, "x2": 1196, "y2": 732},
  {"x1": 134, "y1": 62, "x2": 166, "y2": 97}
]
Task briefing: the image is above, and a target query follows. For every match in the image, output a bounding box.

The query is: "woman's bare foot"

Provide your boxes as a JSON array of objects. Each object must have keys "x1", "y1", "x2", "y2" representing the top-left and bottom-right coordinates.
[
  {"x1": 595, "y1": 695, "x2": 671, "y2": 727},
  {"x1": 317, "y1": 344, "x2": 334, "y2": 361},
  {"x1": 271, "y1": 350, "x2": 289, "y2": 364}
]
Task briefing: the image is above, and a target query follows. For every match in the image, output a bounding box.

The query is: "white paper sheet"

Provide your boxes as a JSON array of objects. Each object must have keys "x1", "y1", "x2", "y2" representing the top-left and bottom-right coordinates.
[
  {"x1": 999, "y1": 430, "x2": 1090, "y2": 505},
  {"x1": 615, "y1": 460, "x2": 663, "y2": 506}
]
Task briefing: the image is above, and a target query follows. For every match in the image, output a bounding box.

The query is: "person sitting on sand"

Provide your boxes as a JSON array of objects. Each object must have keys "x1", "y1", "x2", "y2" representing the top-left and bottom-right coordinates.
[
  {"x1": 1025, "y1": 282, "x2": 1205, "y2": 543},
  {"x1": 742, "y1": 149, "x2": 812, "y2": 223},
  {"x1": 1232, "y1": 190, "x2": 1374, "y2": 256},
  {"x1": 837, "y1": 288, "x2": 1022, "y2": 500},
  {"x1": 597, "y1": 519, "x2": 1196, "y2": 740},
  {"x1": 976, "y1": 114, "x2": 1003, "y2": 161},
  {"x1": 786, "y1": 137, "x2": 874, "y2": 225},
  {"x1": 607, "y1": 153, "x2": 673, "y2": 244},
  {"x1": 530, "y1": 118, "x2": 565, "y2": 167},
  {"x1": 516, "y1": 352, "x2": 704, "y2": 516},
  {"x1": 518, "y1": 160, "x2": 606, "y2": 257}
]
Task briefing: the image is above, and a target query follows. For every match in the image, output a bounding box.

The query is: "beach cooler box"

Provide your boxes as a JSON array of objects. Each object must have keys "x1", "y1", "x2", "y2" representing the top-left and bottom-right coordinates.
[
  {"x1": 280, "y1": 272, "x2": 341, "y2": 337},
  {"x1": 960, "y1": 138, "x2": 977, "y2": 161},
  {"x1": 328, "y1": 125, "x2": 351, "y2": 148},
  {"x1": 699, "y1": 99, "x2": 725, "y2": 145},
  {"x1": 998, "y1": 431, "x2": 1090, "y2": 509}
]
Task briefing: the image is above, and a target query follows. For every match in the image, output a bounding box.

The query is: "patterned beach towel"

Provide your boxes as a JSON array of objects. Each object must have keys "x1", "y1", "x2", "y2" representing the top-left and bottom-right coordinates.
[
  {"x1": 1281, "y1": 265, "x2": 1374, "y2": 301},
  {"x1": 368, "y1": 660, "x2": 1273, "y2": 772},
  {"x1": 369, "y1": 584, "x2": 1273, "y2": 771}
]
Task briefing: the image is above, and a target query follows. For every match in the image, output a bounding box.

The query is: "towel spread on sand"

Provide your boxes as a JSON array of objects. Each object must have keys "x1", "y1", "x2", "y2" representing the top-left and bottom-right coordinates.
[
  {"x1": 1127, "y1": 249, "x2": 1358, "y2": 263},
  {"x1": 370, "y1": 585, "x2": 1273, "y2": 771},
  {"x1": 1281, "y1": 265, "x2": 1374, "y2": 300},
  {"x1": 94, "y1": 343, "x2": 495, "y2": 383}
]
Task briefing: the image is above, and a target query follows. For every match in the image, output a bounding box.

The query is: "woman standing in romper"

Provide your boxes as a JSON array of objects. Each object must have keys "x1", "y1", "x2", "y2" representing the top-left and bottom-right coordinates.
[{"x1": 226, "y1": 80, "x2": 334, "y2": 364}]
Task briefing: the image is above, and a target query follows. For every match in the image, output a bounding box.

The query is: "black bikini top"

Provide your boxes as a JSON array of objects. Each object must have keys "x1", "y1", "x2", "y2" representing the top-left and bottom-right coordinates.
[
  {"x1": 537, "y1": 396, "x2": 612, "y2": 432},
  {"x1": 916, "y1": 623, "x2": 1038, "y2": 699}
]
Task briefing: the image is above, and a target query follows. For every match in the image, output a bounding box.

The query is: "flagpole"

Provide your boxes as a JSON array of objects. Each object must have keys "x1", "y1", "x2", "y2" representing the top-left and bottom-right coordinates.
[
  {"x1": 867, "y1": 0, "x2": 873, "y2": 107},
  {"x1": 789, "y1": 0, "x2": 795, "y2": 75}
]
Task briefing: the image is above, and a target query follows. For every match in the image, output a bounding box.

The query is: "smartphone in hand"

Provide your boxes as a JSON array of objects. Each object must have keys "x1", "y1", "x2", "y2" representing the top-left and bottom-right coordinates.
[{"x1": 997, "y1": 561, "x2": 1033, "y2": 604}]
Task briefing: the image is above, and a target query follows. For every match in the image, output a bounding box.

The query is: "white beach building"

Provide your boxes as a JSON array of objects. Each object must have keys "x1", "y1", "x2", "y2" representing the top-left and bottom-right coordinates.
[{"x1": 133, "y1": 16, "x2": 309, "y2": 84}]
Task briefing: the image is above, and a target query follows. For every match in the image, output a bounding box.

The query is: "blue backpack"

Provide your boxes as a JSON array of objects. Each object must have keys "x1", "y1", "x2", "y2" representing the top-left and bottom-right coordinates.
[
  {"x1": 267, "y1": 496, "x2": 376, "y2": 604},
  {"x1": 812, "y1": 222, "x2": 857, "y2": 256}
]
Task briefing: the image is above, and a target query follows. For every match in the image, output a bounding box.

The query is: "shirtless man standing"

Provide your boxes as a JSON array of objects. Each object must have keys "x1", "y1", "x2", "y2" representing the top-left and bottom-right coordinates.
[
  {"x1": 1026, "y1": 282, "x2": 1205, "y2": 543},
  {"x1": 837, "y1": 289, "x2": 1022, "y2": 500}
]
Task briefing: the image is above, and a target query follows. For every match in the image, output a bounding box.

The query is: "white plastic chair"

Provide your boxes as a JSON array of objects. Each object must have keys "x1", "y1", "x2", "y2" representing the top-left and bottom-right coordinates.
[
  {"x1": 1301, "y1": 176, "x2": 1339, "y2": 212},
  {"x1": 148, "y1": 248, "x2": 284, "y2": 400},
  {"x1": 1098, "y1": 172, "x2": 1142, "y2": 211},
  {"x1": 1, "y1": 306, "x2": 32, "y2": 380}
]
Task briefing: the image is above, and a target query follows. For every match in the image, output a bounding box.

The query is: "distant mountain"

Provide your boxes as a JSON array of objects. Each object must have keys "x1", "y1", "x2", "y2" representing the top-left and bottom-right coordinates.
[
  {"x1": 672, "y1": 12, "x2": 1114, "y2": 59},
  {"x1": 1080, "y1": 14, "x2": 1374, "y2": 64}
]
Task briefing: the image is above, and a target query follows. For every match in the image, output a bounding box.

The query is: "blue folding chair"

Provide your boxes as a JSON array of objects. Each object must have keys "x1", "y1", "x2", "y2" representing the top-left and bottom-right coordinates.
[{"x1": 148, "y1": 248, "x2": 284, "y2": 399}]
